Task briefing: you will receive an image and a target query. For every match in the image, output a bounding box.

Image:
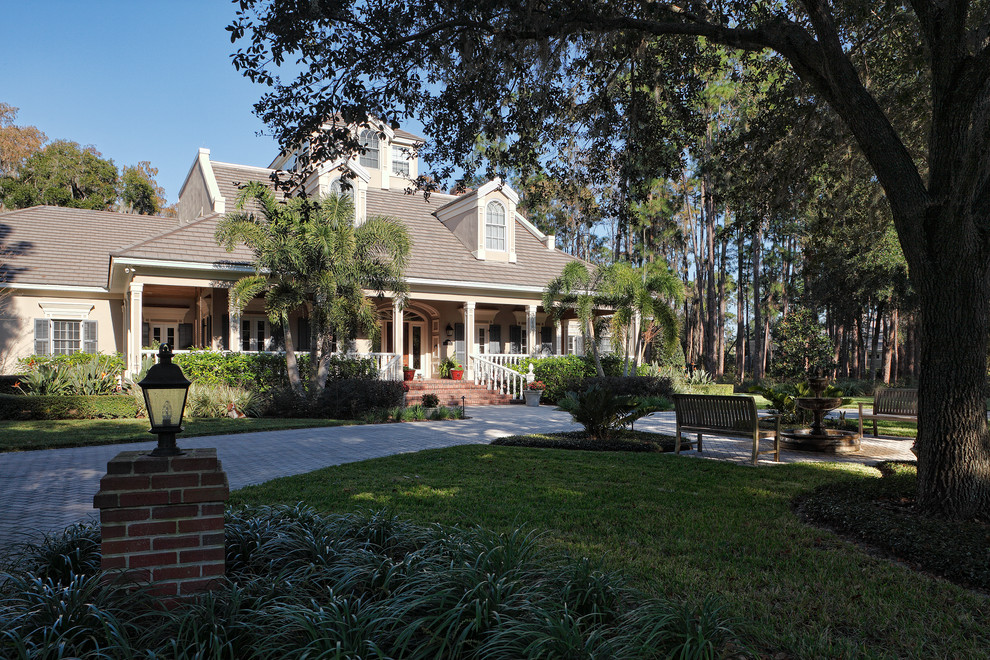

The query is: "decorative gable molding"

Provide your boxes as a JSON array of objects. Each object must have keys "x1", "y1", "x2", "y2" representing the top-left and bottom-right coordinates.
[{"x1": 38, "y1": 301, "x2": 94, "y2": 320}]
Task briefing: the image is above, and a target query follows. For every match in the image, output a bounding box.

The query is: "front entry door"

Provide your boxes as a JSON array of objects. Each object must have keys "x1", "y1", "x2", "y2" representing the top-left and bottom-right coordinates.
[{"x1": 403, "y1": 321, "x2": 427, "y2": 374}]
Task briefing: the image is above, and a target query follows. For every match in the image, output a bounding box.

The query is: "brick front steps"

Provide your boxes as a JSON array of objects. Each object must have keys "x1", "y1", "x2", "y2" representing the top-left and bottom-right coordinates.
[{"x1": 404, "y1": 378, "x2": 519, "y2": 406}]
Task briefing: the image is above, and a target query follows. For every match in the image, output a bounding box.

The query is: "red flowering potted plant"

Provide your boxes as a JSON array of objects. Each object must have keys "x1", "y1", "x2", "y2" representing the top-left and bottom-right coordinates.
[
  {"x1": 524, "y1": 380, "x2": 545, "y2": 407},
  {"x1": 403, "y1": 366, "x2": 416, "y2": 381},
  {"x1": 450, "y1": 362, "x2": 464, "y2": 380}
]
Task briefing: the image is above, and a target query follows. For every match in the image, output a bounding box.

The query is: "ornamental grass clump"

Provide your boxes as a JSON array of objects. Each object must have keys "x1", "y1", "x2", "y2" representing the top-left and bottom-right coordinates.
[
  {"x1": 188, "y1": 383, "x2": 262, "y2": 418},
  {"x1": 0, "y1": 506, "x2": 739, "y2": 659}
]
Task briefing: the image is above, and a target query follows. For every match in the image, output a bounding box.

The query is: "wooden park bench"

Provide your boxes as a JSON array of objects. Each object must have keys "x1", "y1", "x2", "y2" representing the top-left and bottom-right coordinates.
[
  {"x1": 858, "y1": 388, "x2": 918, "y2": 438},
  {"x1": 673, "y1": 394, "x2": 781, "y2": 466}
]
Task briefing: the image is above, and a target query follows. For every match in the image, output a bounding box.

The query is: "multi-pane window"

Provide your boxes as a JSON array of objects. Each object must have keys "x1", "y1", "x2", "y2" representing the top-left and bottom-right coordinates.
[
  {"x1": 52, "y1": 320, "x2": 81, "y2": 355},
  {"x1": 391, "y1": 146, "x2": 410, "y2": 177},
  {"x1": 359, "y1": 129, "x2": 379, "y2": 169},
  {"x1": 485, "y1": 201, "x2": 506, "y2": 251},
  {"x1": 34, "y1": 319, "x2": 97, "y2": 355}
]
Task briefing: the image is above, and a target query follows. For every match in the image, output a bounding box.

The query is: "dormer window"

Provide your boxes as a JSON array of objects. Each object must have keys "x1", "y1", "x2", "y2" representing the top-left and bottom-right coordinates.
[
  {"x1": 392, "y1": 146, "x2": 410, "y2": 177},
  {"x1": 485, "y1": 201, "x2": 507, "y2": 251},
  {"x1": 329, "y1": 178, "x2": 353, "y2": 199},
  {"x1": 359, "y1": 129, "x2": 379, "y2": 169}
]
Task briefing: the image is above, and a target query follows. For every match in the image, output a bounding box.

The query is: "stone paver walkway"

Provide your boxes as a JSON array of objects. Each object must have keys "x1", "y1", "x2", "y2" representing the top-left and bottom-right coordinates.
[{"x1": 0, "y1": 406, "x2": 915, "y2": 554}]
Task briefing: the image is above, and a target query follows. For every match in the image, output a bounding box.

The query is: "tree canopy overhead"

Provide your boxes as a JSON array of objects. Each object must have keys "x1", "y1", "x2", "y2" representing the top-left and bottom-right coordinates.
[{"x1": 229, "y1": 1, "x2": 990, "y2": 520}]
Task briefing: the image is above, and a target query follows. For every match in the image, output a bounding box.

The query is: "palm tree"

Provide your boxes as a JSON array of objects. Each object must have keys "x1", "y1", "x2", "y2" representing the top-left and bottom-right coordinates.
[
  {"x1": 604, "y1": 261, "x2": 683, "y2": 375},
  {"x1": 543, "y1": 261, "x2": 612, "y2": 377},
  {"x1": 216, "y1": 182, "x2": 410, "y2": 394}
]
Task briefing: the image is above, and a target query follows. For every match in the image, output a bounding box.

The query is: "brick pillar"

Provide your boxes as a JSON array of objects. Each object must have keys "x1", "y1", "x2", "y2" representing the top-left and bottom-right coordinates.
[{"x1": 93, "y1": 448, "x2": 229, "y2": 598}]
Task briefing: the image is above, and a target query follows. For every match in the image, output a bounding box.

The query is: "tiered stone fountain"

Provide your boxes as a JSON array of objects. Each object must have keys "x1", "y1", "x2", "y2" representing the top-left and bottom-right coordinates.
[{"x1": 780, "y1": 376, "x2": 860, "y2": 453}]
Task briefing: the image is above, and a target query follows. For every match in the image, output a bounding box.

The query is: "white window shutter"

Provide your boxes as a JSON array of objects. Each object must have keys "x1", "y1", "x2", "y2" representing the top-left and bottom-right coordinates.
[
  {"x1": 34, "y1": 319, "x2": 50, "y2": 355},
  {"x1": 83, "y1": 320, "x2": 98, "y2": 354}
]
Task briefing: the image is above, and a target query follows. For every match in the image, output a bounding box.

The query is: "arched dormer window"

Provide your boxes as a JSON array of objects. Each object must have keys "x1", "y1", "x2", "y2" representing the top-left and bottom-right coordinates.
[
  {"x1": 485, "y1": 201, "x2": 507, "y2": 251},
  {"x1": 329, "y1": 177, "x2": 353, "y2": 199},
  {"x1": 358, "y1": 129, "x2": 379, "y2": 169}
]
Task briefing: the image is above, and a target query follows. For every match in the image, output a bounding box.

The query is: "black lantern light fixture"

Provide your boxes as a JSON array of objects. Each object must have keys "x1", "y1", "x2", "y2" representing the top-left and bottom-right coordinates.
[
  {"x1": 445, "y1": 323, "x2": 454, "y2": 338},
  {"x1": 138, "y1": 344, "x2": 192, "y2": 457}
]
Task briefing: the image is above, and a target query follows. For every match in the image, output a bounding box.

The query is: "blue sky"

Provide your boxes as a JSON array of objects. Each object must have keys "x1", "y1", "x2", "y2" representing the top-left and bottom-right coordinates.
[{"x1": 1, "y1": 1, "x2": 340, "y2": 204}]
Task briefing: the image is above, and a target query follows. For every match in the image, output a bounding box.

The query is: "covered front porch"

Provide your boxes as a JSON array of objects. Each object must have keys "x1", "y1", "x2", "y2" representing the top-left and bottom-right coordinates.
[{"x1": 124, "y1": 277, "x2": 594, "y2": 398}]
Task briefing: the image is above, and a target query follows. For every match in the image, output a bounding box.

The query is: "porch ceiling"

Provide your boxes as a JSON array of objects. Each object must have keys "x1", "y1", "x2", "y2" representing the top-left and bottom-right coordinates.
[{"x1": 142, "y1": 285, "x2": 200, "y2": 299}]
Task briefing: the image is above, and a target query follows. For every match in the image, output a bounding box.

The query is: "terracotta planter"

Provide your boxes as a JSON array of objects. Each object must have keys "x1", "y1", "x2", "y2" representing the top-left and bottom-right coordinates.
[
  {"x1": 450, "y1": 369, "x2": 464, "y2": 380},
  {"x1": 403, "y1": 370, "x2": 415, "y2": 381}
]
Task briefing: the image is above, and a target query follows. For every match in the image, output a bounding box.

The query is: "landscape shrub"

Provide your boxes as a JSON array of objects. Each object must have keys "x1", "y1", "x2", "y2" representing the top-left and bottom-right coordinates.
[
  {"x1": 556, "y1": 384, "x2": 669, "y2": 440},
  {"x1": 578, "y1": 375, "x2": 676, "y2": 400},
  {"x1": 15, "y1": 353, "x2": 124, "y2": 396},
  {"x1": 188, "y1": 383, "x2": 262, "y2": 418},
  {"x1": 513, "y1": 354, "x2": 626, "y2": 403},
  {"x1": 0, "y1": 375, "x2": 23, "y2": 394},
  {"x1": 316, "y1": 378, "x2": 405, "y2": 419},
  {"x1": 421, "y1": 392, "x2": 440, "y2": 408},
  {"x1": 174, "y1": 350, "x2": 304, "y2": 392},
  {"x1": 0, "y1": 506, "x2": 742, "y2": 658},
  {"x1": 0, "y1": 393, "x2": 140, "y2": 420},
  {"x1": 17, "y1": 352, "x2": 126, "y2": 375},
  {"x1": 174, "y1": 350, "x2": 381, "y2": 395},
  {"x1": 682, "y1": 382, "x2": 735, "y2": 395},
  {"x1": 401, "y1": 404, "x2": 425, "y2": 420}
]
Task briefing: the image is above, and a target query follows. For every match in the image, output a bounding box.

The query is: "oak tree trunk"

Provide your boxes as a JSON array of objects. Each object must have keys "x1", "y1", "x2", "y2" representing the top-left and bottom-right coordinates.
[{"x1": 915, "y1": 275, "x2": 990, "y2": 520}]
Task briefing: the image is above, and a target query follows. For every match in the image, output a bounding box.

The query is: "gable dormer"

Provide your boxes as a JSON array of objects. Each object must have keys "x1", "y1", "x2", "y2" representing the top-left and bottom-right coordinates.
[
  {"x1": 434, "y1": 179, "x2": 519, "y2": 263},
  {"x1": 356, "y1": 122, "x2": 421, "y2": 190},
  {"x1": 269, "y1": 120, "x2": 423, "y2": 196}
]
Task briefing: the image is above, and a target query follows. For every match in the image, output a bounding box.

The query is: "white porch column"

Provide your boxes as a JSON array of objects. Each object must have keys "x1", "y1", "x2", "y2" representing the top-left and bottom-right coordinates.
[
  {"x1": 555, "y1": 322, "x2": 563, "y2": 355},
  {"x1": 527, "y1": 304, "x2": 538, "y2": 357},
  {"x1": 464, "y1": 301, "x2": 476, "y2": 378},
  {"x1": 393, "y1": 299, "x2": 404, "y2": 366},
  {"x1": 128, "y1": 282, "x2": 143, "y2": 376},
  {"x1": 230, "y1": 306, "x2": 242, "y2": 352}
]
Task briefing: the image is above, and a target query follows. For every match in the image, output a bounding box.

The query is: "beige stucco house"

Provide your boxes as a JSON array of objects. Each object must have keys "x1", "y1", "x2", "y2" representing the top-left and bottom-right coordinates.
[{"x1": 0, "y1": 122, "x2": 590, "y2": 386}]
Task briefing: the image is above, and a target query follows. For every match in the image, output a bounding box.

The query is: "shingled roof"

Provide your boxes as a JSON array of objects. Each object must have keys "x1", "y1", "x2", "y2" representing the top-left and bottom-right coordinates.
[
  {"x1": 112, "y1": 213, "x2": 254, "y2": 267},
  {"x1": 0, "y1": 207, "x2": 177, "y2": 288},
  {"x1": 366, "y1": 188, "x2": 578, "y2": 288},
  {"x1": 2, "y1": 177, "x2": 579, "y2": 292},
  {"x1": 211, "y1": 161, "x2": 286, "y2": 216}
]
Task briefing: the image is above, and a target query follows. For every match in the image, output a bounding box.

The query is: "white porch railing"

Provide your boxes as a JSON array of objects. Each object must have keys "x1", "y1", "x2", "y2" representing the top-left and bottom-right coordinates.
[
  {"x1": 351, "y1": 352, "x2": 402, "y2": 381},
  {"x1": 471, "y1": 354, "x2": 529, "y2": 400},
  {"x1": 484, "y1": 353, "x2": 531, "y2": 369}
]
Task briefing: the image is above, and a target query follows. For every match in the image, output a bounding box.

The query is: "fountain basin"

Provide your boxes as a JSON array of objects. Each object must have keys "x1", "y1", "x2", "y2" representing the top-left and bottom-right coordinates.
[
  {"x1": 793, "y1": 397, "x2": 843, "y2": 412},
  {"x1": 780, "y1": 428, "x2": 860, "y2": 454}
]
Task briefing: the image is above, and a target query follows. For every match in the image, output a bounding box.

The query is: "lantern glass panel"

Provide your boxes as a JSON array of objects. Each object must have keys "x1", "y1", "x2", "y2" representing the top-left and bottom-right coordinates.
[{"x1": 144, "y1": 387, "x2": 188, "y2": 429}]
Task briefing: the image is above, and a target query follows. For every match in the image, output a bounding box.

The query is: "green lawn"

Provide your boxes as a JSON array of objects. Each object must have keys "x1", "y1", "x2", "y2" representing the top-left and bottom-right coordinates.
[
  {"x1": 0, "y1": 417, "x2": 356, "y2": 452},
  {"x1": 231, "y1": 446, "x2": 989, "y2": 658}
]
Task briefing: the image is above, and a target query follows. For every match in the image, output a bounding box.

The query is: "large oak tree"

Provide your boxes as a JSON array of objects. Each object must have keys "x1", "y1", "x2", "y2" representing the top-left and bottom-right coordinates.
[{"x1": 229, "y1": 0, "x2": 990, "y2": 520}]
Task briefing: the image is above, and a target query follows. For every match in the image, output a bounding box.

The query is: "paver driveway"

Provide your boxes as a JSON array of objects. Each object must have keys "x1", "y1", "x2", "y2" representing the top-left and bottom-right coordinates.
[{"x1": 0, "y1": 406, "x2": 914, "y2": 553}]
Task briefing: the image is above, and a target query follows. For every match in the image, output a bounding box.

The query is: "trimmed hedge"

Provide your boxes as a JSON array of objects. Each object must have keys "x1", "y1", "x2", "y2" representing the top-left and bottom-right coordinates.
[
  {"x1": 0, "y1": 394, "x2": 140, "y2": 420},
  {"x1": 578, "y1": 375, "x2": 676, "y2": 400},
  {"x1": 0, "y1": 375, "x2": 22, "y2": 395},
  {"x1": 513, "y1": 354, "x2": 629, "y2": 403},
  {"x1": 264, "y1": 379, "x2": 405, "y2": 419},
  {"x1": 174, "y1": 351, "x2": 379, "y2": 392},
  {"x1": 681, "y1": 383, "x2": 735, "y2": 396}
]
